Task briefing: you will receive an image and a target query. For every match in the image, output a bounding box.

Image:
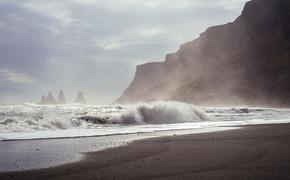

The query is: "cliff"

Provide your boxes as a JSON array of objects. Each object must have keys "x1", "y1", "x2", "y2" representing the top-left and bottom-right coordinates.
[{"x1": 116, "y1": 0, "x2": 290, "y2": 107}]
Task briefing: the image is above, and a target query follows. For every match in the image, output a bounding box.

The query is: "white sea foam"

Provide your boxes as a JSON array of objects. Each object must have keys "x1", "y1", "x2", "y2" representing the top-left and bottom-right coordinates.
[
  {"x1": 109, "y1": 101, "x2": 208, "y2": 124},
  {"x1": 0, "y1": 101, "x2": 290, "y2": 140},
  {"x1": 0, "y1": 102, "x2": 207, "y2": 133}
]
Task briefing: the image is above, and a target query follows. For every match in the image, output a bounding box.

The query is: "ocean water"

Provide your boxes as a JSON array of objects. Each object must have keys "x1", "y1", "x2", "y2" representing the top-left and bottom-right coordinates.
[
  {"x1": 1, "y1": 101, "x2": 290, "y2": 141},
  {"x1": 1, "y1": 101, "x2": 290, "y2": 172}
]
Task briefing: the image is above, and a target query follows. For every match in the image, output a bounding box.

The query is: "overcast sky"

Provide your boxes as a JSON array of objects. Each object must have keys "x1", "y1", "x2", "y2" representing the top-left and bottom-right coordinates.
[{"x1": 0, "y1": 0, "x2": 248, "y2": 104}]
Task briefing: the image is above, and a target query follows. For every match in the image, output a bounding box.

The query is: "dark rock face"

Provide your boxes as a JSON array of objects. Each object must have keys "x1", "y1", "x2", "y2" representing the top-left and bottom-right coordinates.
[
  {"x1": 116, "y1": 0, "x2": 290, "y2": 107},
  {"x1": 77, "y1": 116, "x2": 109, "y2": 124},
  {"x1": 74, "y1": 91, "x2": 86, "y2": 104}
]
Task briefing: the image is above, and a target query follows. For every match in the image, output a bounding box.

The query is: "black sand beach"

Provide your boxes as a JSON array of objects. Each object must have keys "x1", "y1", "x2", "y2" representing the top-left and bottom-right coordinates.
[{"x1": 1, "y1": 124, "x2": 290, "y2": 180}]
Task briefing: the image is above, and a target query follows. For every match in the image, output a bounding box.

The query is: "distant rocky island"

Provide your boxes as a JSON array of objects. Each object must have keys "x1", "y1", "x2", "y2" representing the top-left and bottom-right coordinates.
[
  {"x1": 116, "y1": 0, "x2": 290, "y2": 107},
  {"x1": 74, "y1": 91, "x2": 86, "y2": 104},
  {"x1": 39, "y1": 90, "x2": 86, "y2": 105}
]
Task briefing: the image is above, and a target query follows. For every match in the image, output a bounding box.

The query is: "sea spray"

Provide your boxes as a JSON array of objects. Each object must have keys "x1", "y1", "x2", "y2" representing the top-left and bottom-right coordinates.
[
  {"x1": 109, "y1": 101, "x2": 208, "y2": 124},
  {"x1": 1, "y1": 102, "x2": 290, "y2": 140},
  {"x1": 1, "y1": 103, "x2": 290, "y2": 140},
  {"x1": 0, "y1": 102, "x2": 207, "y2": 133}
]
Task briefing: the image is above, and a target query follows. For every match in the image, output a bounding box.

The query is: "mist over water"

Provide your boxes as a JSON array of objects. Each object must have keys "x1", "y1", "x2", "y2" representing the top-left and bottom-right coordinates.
[
  {"x1": 0, "y1": 102, "x2": 206, "y2": 133},
  {"x1": 110, "y1": 101, "x2": 207, "y2": 124},
  {"x1": 1, "y1": 101, "x2": 290, "y2": 141}
]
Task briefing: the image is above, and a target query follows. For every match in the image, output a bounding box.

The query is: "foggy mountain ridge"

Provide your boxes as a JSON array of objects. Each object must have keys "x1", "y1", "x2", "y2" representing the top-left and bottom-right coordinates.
[{"x1": 116, "y1": 0, "x2": 290, "y2": 107}]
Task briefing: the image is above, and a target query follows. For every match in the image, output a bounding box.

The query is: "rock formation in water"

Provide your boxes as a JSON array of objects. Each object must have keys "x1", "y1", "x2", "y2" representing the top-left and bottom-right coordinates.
[
  {"x1": 116, "y1": 0, "x2": 290, "y2": 107},
  {"x1": 58, "y1": 89, "x2": 66, "y2": 104},
  {"x1": 39, "y1": 89, "x2": 67, "y2": 105},
  {"x1": 40, "y1": 91, "x2": 57, "y2": 105},
  {"x1": 74, "y1": 91, "x2": 86, "y2": 104},
  {"x1": 40, "y1": 95, "x2": 46, "y2": 104}
]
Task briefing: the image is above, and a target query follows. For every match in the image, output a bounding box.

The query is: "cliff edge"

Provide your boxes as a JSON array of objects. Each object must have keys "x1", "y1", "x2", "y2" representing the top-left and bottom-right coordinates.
[{"x1": 116, "y1": 0, "x2": 290, "y2": 107}]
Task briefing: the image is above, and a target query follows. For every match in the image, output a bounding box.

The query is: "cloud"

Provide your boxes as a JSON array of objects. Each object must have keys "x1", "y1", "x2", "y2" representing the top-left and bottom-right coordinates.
[
  {"x1": 21, "y1": 1, "x2": 76, "y2": 27},
  {"x1": 0, "y1": 0, "x2": 248, "y2": 104},
  {"x1": 0, "y1": 69, "x2": 35, "y2": 84}
]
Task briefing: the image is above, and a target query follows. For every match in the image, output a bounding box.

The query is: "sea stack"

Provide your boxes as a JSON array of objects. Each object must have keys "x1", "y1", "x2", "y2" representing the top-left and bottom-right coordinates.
[
  {"x1": 74, "y1": 91, "x2": 86, "y2": 104},
  {"x1": 58, "y1": 89, "x2": 66, "y2": 104},
  {"x1": 40, "y1": 91, "x2": 57, "y2": 105},
  {"x1": 40, "y1": 95, "x2": 46, "y2": 104},
  {"x1": 39, "y1": 90, "x2": 66, "y2": 105},
  {"x1": 46, "y1": 91, "x2": 57, "y2": 104}
]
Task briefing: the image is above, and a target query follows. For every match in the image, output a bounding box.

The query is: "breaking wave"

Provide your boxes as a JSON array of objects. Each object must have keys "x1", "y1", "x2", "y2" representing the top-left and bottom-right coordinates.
[
  {"x1": 0, "y1": 101, "x2": 207, "y2": 133},
  {"x1": 1, "y1": 102, "x2": 290, "y2": 140},
  {"x1": 109, "y1": 101, "x2": 208, "y2": 124}
]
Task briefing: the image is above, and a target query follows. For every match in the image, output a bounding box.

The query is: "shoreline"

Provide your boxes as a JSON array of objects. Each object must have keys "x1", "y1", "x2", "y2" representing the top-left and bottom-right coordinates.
[
  {"x1": 1, "y1": 123, "x2": 290, "y2": 180},
  {"x1": 0, "y1": 126, "x2": 240, "y2": 172}
]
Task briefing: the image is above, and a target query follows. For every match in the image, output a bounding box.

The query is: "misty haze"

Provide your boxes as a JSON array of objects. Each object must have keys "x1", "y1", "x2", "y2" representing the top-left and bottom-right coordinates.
[{"x1": 0, "y1": 0, "x2": 290, "y2": 179}]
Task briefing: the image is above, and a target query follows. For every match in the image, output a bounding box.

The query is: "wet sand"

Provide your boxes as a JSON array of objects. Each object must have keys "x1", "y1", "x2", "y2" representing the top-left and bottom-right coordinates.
[
  {"x1": 0, "y1": 127, "x2": 239, "y2": 172},
  {"x1": 1, "y1": 124, "x2": 290, "y2": 180}
]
